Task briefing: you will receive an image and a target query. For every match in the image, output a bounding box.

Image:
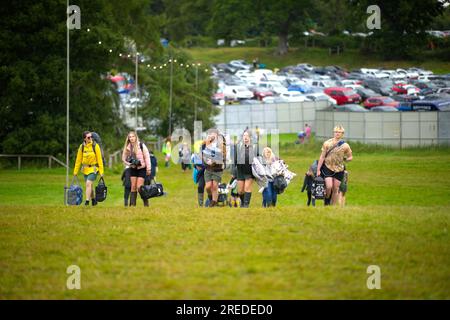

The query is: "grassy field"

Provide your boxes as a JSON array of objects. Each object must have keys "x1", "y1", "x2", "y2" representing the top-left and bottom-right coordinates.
[
  {"x1": 184, "y1": 47, "x2": 450, "y2": 74},
  {"x1": 0, "y1": 139, "x2": 450, "y2": 299}
]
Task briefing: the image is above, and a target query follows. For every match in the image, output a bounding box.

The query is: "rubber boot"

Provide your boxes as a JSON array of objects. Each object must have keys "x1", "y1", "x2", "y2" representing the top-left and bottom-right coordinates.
[
  {"x1": 243, "y1": 192, "x2": 252, "y2": 208},
  {"x1": 124, "y1": 188, "x2": 131, "y2": 206},
  {"x1": 198, "y1": 193, "x2": 204, "y2": 207},
  {"x1": 130, "y1": 192, "x2": 137, "y2": 207},
  {"x1": 324, "y1": 195, "x2": 331, "y2": 206},
  {"x1": 143, "y1": 198, "x2": 149, "y2": 207},
  {"x1": 239, "y1": 194, "x2": 245, "y2": 207}
]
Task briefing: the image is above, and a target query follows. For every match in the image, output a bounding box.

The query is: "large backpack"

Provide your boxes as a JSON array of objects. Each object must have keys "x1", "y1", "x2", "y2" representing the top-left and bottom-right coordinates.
[
  {"x1": 81, "y1": 132, "x2": 106, "y2": 167},
  {"x1": 139, "y1": 183, "x2": 165, "y2": 200}
]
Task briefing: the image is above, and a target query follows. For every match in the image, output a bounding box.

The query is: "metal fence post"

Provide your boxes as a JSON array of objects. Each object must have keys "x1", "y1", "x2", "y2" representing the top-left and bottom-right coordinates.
[{"x1": 18, "y1": 156, "x2": 21, "y2": 170}]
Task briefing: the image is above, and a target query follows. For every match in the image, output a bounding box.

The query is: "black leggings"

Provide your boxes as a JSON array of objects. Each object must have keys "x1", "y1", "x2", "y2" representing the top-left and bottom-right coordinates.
[{"x1": 197, "y1": 169, "x2": 205, "y2": 194}]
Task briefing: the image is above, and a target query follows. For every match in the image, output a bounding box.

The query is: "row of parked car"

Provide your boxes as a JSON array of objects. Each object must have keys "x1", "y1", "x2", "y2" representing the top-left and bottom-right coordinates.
[{"x1": 211, "y1": 60, "x2": 450, "y2": 112}]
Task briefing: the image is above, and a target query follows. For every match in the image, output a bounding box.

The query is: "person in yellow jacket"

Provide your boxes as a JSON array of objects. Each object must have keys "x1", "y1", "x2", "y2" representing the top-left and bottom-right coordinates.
[{"x1": 73, "y1": 131, "x2": 104, "y2": 206}]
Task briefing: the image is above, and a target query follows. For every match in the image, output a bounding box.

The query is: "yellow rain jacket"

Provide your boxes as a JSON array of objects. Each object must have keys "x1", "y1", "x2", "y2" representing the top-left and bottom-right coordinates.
[{"x1": 73, "y1": 142, "x2": 104, "y2": 176}]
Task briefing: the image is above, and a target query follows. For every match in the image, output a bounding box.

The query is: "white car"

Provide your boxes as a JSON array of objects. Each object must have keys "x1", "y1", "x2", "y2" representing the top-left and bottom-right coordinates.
[
  {"x1": 396, "y1": 68, "x2": 419, "y2": 79},
  {"x1": 279, "y1": 91, "x2": 307, "y2": 102},
  {"x1": 229, "y1": 60, "x2": 252, "y2": 70},
  {"x1": 408, "y1": 68, "x2": 433, "y2": 76},
  {"x1": 382, "y1": 70, "x2": 406, "y2": 80},
  {"x1": 361, "y1": 68, "x2": 390, "y2": 79},
  {"x1": 344, "y1": 84, "x2": 364, "y2": 90},
  {"x1": 305, "y1": 79, "x2": 335, "y2": 89},
  {"x1": 257, "y1": 81, "x2": 288, "y2": 95},
  {"x1": 223, "y1": 85, "x2": 254, "y2": 100},
  {"x1": 303, "y1": 93, "x2": 337, "y2": 105}
]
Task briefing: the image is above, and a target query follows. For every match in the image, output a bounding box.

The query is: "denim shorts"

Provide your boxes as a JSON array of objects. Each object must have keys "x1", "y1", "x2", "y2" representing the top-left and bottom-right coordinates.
[{"x1": 84, "y1": 173, "x2": 98, "y2": 182}]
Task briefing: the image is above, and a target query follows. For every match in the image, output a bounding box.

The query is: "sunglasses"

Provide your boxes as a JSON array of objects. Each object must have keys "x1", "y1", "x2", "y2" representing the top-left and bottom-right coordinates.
[{"x1": 86, "y1": 136, "x2": 92, "y2": 139}]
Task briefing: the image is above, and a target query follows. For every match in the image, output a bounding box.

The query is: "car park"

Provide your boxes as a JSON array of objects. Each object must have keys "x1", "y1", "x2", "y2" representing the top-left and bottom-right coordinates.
[
  {"x1": 329, "y1": 104, "x2": 369, "y2": 112},
  {"x1": 223, "y1": 85, "x2": 254, "y2": 100},
  {"x1": 411, "y1": 99, "x2": 450, "y2": 111},
  {"x1": 279, "y1": 91, "x2": 307, "y2": 102},
  {"x1": 356, "y1": 87, "x2": 379, "y2": 100}
]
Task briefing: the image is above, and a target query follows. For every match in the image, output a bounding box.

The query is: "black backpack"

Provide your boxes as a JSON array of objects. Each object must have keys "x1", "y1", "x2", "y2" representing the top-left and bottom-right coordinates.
[
  {"x1": 81, "y1": 132, "x2": 106, "y2": 167},
  {"x1": 273, "y1": 175, "x2": 288, "y2": 194},
  {"x1": 95, "y1": 177, "x2": 108, "y2": 202},
  {"x1": 312, "y1": 176, "x2": 325, "y2": 200}
]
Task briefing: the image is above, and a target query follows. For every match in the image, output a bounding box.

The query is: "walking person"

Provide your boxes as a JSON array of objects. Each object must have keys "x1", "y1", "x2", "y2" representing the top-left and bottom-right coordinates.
[
  {"x1": 304, "y1": 123, "x2": 311, "y2": 142},
  {"x1": 149, "y1": 149, "x2": 158, "y2": 184},
  {"x1": 316, "y1": 125, "x2": 352, "y2": 206},
  {"x1": 122, "y1": 131, "x2": 152, "y2": 207},
  {"x1": 201, "y1": 129, "x2": 227, "y2": 207},
  {"x1": 192, "y1": 150, "x2": 206, "y2": 207},
  {"x1": 234, "y1": 130, "x2": 256, "y2": 208},
  {"x1": 261, "y1": 147, "x2": 278, "y2": 207},
  {"x1": 73, "y1": 131, "x2": 104, "y2": 206},
  {"x1": 162, "y1": 137, "x2": 172, "y2": 167}
]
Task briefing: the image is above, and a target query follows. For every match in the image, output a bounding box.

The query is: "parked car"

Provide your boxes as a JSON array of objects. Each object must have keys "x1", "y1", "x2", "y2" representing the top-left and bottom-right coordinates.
[
  {"x1": 370, "y1": 106, "x2": 399, "y2": 112},
  {"x1": 223, "y1": 85, "x2": 254, "y2": 100},
  {"x1": 363, "y1": 79, "x2": 394, "y2": 96},
  {"x1": 250, "y1": 88, "x2": 274, "y2": 100},
  {"x1": 257, "y1": 81, "x2": 288, "y2": 95},
  {"x1": 279, "y1": 91, "x2": 307, "y2": 102},
  {"x1": 324, "y1": 87, "x2": 361, "y2": 105},
  {"x1": 392, "y1": 83, "x2": 420, "y2": 95},
  {"x1": 363, "y1": 96, "x2": 400, "y2": 109},
  {"x1": 356, "y1": 88, "x2": 379, "y2": 100},
  {"x1": 328, "y1": 104, "x2": 369, "y2": 112},
  {"x1": 411, "y1": 99, "x2": 450, "y2": 111},
  {"x1": 303, "y1": 93, "x2": 337, "y2": 105},
  {"x1": 288, "y1": 84, "x2": 313, "y2": 94},
  {"x1": 229, "y1": 60, "x2": 252, "y2": 70}
]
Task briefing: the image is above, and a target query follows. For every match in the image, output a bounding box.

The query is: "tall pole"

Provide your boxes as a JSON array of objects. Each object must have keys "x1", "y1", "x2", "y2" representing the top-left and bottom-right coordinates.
[
  {"x1": 66, "y1": 0, "x2": 70, "y2": 194},
  {"x1": 194, "y1": 64, "x2": 198, "y2": 121},
  {"x1": 168, "y1": 56, "x2": 173, "y2": 136},
  {"x1": 135, "y1": 53, "x2": 139, "y2": 130}
]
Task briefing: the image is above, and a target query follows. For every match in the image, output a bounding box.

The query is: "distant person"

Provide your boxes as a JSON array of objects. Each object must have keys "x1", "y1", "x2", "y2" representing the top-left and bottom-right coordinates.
[
  {"x1": 304, "y1": 123, "x2": 311, "y2": 141},
  {"x1": 73, "y1": 131, "x2": 104, "y2": 206},
  {"x1": 296, "y1": 131, "x2": 306, "y2": 144},
  {"x1": 149, "y1": 149, "x2": 158, "y2": 184},
  {"x1": 261, "y1": 147, "x2": 278, "y2": 207},
  {"x1": 338, "y1": 168, "x2": 349, "y2": 206},
  {"x1": 301, "y1": 166, "x2": 315, "y2": 206},
  {"x1": 252, "y1": 58, "x2": 259, "y2": 69},
  {"x1": 162, "y1": 137, "x2": 172, "y2": 167},
  {"x1": 234, "y1": 130, "x2": 256, "y2": 208},
  {"x1": 121, "y1": 166, "x2": 132, "y2": 206},
  {"x1": 201, "y1": 129, "x2": 227, "y2": 207},
  {"x1": 180, "y1": 142, "x2": 192, "y2": 173},
  {"x1": 316, "y1": 125, "x2": 353, "y2": 206},
  {"x1": 122, "y1": 131, "x2": 151, "y2": 207}
]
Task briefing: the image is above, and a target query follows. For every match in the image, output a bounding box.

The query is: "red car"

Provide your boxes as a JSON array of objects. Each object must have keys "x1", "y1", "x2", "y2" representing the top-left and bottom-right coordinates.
[
  {"x1": 363, "y1": 96, "x2": 400, "y2": 109},
  {"x1": 252, "y1": 88, "x2": 274, "y2": 100},
  {"x1": 324, "y1": 87, "x2": 361, "y2": 105},
  {"x1": 392, "y1": 83, "x2": 420, "y2": 95}
]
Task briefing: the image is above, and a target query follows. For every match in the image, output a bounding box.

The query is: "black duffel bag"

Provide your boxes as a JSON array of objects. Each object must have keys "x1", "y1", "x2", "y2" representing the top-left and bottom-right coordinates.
[
  {"x1": 139, "y1": 183, "x2": 164, "y2": 200},
  {"x1": 95, "y1": 177, "x2": 108, "y2": 202}
]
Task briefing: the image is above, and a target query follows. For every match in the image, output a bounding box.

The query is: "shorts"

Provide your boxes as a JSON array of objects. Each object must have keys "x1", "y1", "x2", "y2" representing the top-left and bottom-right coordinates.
[
  {"x1": 321, "y1": 164, "x2": 344, "y2": 182},
  {"x1": 84, "y1": 173, "x2": 97, "y2": 182},
  {"x1": 237, "y1": 165, "x2": 253, "y2": 181},
  {"x1": 204, "y1": 169, "x2": 223, "y2": 183},
  {"x1": 130, "y1": 167, "x2": 147, "y2": 179}
]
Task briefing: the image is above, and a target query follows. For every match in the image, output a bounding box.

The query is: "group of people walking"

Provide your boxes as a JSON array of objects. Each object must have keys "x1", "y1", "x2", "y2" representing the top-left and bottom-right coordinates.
[{"x1": 73, "y1": 125, "x2": 352, "y2": 208}]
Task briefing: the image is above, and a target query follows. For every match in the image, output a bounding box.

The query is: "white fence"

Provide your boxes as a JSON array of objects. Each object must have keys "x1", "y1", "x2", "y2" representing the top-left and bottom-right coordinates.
[
  {"x1": 316, "y1": 111, "x2": 450, "y2": 147},
  {"x1": 214, "y1": 101, "x2": 329, "y2": 134}
]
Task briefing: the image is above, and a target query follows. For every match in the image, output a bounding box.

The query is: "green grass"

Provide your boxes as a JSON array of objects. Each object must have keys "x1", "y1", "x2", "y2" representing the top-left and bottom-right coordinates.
[
  {"x1": 184, "y1": 47, "x2": 450, "y2": 74},
  {"x1": 0, "y1": 142, "x2": 450, "y2": 299}
]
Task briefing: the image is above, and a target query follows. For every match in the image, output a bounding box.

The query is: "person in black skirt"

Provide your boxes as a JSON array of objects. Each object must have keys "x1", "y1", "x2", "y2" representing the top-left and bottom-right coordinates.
[{"x1": 234, "y1": 130, "x2": 257, "y2": 208}]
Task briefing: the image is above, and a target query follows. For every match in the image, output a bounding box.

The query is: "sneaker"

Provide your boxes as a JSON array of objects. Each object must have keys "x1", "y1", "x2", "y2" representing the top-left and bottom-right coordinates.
[{"x1": 92, "y1": 199, "x2": 98, "y2": 206}]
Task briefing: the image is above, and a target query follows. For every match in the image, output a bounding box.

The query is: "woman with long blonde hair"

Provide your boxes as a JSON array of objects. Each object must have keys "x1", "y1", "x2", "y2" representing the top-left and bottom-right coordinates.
[
  {"x1": 122, "y1": 131, "x2": 151, "y2": 206},
  {"x1": 261, "y1": 147, "x2": 278, "y2": 207}
]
